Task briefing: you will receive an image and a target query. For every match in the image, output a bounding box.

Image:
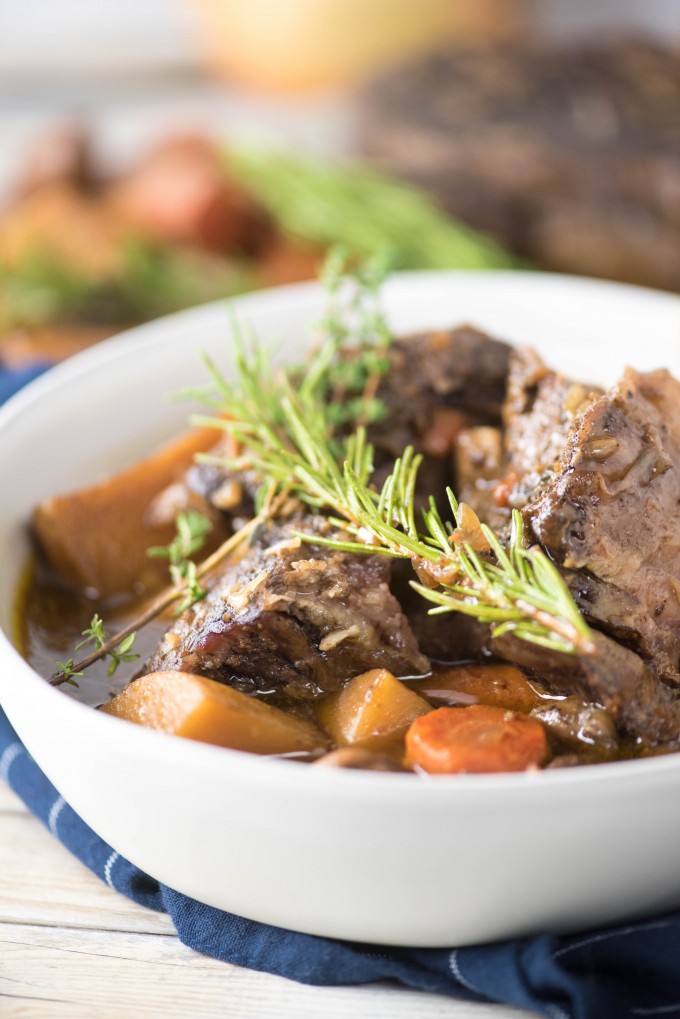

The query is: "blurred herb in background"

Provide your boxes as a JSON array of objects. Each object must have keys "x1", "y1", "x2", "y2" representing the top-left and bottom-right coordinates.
[
  {"x1": 1, "y1": 149, "x2": 518, "y2": 345},
  {"x1": 227, "y1": 148, "x2": 518, "y2": 271},
  {"x1": 0, "y1": 243, "x2": 250, "y2": 332}
]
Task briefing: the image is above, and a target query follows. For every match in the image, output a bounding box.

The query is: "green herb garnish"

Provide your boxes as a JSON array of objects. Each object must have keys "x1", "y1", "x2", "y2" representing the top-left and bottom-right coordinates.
[
  {"x1": 54, "y1": 613, "x2": 140, "y2": 685},
  {"x1": 0, "y1": 243, "x2": 248, "y2": 334},
  {"x1": 147, "y1": 510, "x2": 213, "y2": 614},
  {"x1": 202, "y1": 353, "x2": 594, "y2": 657},
  {"x1": 227, "y1": 147, "x2": 518, "y2": 271},
  {"x1": 53, "y1": 659, "x2": 83, "y2": 686}
]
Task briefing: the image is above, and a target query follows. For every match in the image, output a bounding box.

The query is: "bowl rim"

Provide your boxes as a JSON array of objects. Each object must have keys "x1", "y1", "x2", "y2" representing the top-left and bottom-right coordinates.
[{"x1": 3, "y1": 267, "x2": 680, "y2": 797}]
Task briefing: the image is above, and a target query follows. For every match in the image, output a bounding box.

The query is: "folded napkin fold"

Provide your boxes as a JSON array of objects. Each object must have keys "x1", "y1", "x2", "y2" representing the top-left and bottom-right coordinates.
[{"x1": 3, "y1": 364, "x2": 680, "y2": 1019}]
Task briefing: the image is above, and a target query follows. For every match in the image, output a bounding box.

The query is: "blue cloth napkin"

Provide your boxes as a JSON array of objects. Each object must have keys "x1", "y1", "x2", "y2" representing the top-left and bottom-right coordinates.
[
  {"x1": 0, "y1": 361, "x2": 51, "y2": 405},
  {"x1": 3, "y1": 363, "x2": 680, "y2": 1019}
]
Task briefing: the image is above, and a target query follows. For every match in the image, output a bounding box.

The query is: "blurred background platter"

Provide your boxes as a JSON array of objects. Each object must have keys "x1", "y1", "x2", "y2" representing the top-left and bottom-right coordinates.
[{"x1": 0, "y1": 0, "x2": 678, "y2": 368}]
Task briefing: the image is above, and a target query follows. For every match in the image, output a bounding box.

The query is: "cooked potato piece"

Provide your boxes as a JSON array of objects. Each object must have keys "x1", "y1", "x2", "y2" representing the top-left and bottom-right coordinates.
[
  {"x1": 317, "y1": 668, "x2": 431, "y2": 751},
  {"x1": 412, "y1": 663, "x2": 543, "y2": 714},
  {"x1": 33, "y1": 427, "x2": 225, "y2": 597},
  {"x1": 101, "y1": 671, "x2": 329, "y2": 755}
]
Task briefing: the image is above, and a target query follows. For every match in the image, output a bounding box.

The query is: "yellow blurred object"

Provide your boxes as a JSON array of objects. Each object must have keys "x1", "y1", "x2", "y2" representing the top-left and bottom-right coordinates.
[{"x1": 188, "y1": 0, "x2": 519, "y2": 93}]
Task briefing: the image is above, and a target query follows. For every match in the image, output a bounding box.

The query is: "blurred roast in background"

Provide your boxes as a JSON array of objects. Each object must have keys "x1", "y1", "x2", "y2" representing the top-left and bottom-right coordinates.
[
  {"x1": 0, "y1": 0, "x2": 678, "y2": 368},
  {"x1": 360, "y1": 37, "x2": 680, "y2": 291}
]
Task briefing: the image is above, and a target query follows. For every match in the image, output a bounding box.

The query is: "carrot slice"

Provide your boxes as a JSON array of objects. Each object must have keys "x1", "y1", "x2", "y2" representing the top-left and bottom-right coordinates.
[
  {"x1": 405, "y1": 705, "x2": 548, "y2": 774},
  {"x1": 411, "y1": 663, "x2": 542, "y2": 713}
]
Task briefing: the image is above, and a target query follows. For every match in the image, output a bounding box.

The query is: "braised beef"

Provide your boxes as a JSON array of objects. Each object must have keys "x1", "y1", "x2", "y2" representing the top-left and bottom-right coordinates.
[
  {"x1": 371, "y1": 326, "x2": 510, "y2": 475},
  {"x1": 147, "y1": 520, "x2": 429, "y2": 701},
  {"x1": 521, "y1": 368, "x2": 680, "y2": 687},
  {"x1": 502, "y1": 348, "x2": 600, "y2": 503},
  {"x1": 360, "y1": 38, "x2": 680, "y2": 292},
  {"x1": 455, "y1": 347, "x2": 600, "y2": 532},
  {"x1": 493, "y1": 630, "x2": 680, "y2": 746},
  {"x1": 453, "y1": 359, "x2": 680, "y2": 742}
]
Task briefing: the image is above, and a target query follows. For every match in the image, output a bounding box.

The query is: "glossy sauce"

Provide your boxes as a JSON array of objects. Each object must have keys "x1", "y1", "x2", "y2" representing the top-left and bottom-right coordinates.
[{"x1": 20, "y1": 551, "x2": 656, "y2": 768}]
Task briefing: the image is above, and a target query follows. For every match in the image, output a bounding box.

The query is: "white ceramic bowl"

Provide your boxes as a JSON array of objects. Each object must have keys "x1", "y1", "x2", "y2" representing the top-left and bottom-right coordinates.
[{"x1": 2, "y1": 271, "x2": 680, "y2": 948}]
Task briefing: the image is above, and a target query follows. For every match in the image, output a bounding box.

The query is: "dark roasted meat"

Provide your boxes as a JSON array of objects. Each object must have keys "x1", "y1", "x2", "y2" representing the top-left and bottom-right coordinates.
[
  {"x1": 373, "y1": 325, "x2": 511, "y2": 460},
  {"x1": 454, "y1": 346, "x2": 600, "y2": 532},
  {"x1": 445, "y1": 355, "x2": 680, "y2": 744},
  {"x1": 147, "y1": 520, "x2": 429, "y2": 700},
  {"x1": 360, "y1": 38, "x2": 680, "y2": 291},
  {"x1": 502, "y1": 347, "x2": 600, "y2": 505},
  {"x1": 521, "y1": 368, "x2": 680, "y2": 687},
  {"x1": 364, "y1": 325, "x2": 512, "y2": 510},
  {"x1": 494, "y1": 631, "x2": 680, "y2": 746}
]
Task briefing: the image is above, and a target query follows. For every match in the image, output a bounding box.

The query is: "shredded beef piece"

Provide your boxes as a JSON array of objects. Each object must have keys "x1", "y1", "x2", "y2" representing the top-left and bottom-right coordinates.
[
  {"x1": 502, "y1": 348, "x2": 600, "y2": 504},
  {"x1": 523, "y1": 368, "x2": 680, "y2": 687},
  {"x1": 455, "y1": 357, "x2": 680, "y2": 741},
  {"x1": 372, "y1": 325, "x2": 510, "y2": 463},
  {"x1": 147, "y1": 520, "x2": 429, "y2": 701}
]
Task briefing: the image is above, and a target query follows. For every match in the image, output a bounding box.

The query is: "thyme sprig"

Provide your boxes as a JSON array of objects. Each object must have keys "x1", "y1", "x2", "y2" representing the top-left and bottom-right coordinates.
[
  {"x1": 55, "y1": 613, "x2": 140, "y2": 686},
  {"x1": 186, "y1": 248, "x2": 393, "y2": 454},
  {"x1": 147, "y1": 510, "x2": 213, "y2": 614},
  {"x1": 304, "y1": 247, "x2": 392, "y2": 428}
]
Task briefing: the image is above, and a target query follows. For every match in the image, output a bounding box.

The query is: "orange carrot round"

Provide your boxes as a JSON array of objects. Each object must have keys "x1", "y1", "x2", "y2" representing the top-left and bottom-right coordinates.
[{"x1": 405, "y1": 705, "x2": 548, "y2": 774}]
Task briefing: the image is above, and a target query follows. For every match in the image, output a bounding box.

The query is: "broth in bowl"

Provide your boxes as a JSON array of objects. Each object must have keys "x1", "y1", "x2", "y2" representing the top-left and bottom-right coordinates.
[
  {"x1": 3, "y1": 271, "x2": 680, "y2": 945},
  {"x1": 19, "y1": 264, "x2": 680, "y2": 776}
]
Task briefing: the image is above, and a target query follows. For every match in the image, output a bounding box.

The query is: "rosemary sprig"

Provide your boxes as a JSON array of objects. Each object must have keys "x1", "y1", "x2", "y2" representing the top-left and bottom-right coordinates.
[
  {"x1": 204, "y1": 366, "x2": 595, "y2": 656},
  {"x1": 227, "y1": 147, "x2": 518, "y2": 271},
  {"x1": 413, "y1": 494, "x2": 594, "y2": 654}
]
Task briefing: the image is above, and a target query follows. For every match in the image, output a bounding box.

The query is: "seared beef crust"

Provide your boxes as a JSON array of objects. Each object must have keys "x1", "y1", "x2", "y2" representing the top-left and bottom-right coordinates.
[{"x1": 147, "y1": 521, "x2": 429, "y2": 700}]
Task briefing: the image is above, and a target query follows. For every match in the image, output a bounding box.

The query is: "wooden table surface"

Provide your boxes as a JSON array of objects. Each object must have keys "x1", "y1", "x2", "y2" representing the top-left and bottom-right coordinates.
[{"x1": 0, "y1": 782, "x2": 538, "y2": 1019}]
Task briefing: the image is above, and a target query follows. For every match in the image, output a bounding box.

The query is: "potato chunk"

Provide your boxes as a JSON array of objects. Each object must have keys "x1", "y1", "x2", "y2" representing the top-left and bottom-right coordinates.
[
  {"x1": 317, "y1": 668, "x2": 431, "y2": 751},
  {"x1": 101, "y1": 671, "x2": 329, "y2": 755},
  {"x1": 33, "y1": 427, "x2": 225, "y2": 597}
]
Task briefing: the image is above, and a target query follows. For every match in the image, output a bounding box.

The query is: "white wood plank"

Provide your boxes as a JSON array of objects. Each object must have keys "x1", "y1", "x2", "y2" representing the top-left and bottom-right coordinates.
[
  {"x1": 0, "y1": 784, "x2": 536, "y2": 1018},
  {"x1": 0, "y1": 924, "x2": 536, "y2": 1019},
  {"x1": 0, "y1": 810, "x2": 173, "y2": 935}
]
